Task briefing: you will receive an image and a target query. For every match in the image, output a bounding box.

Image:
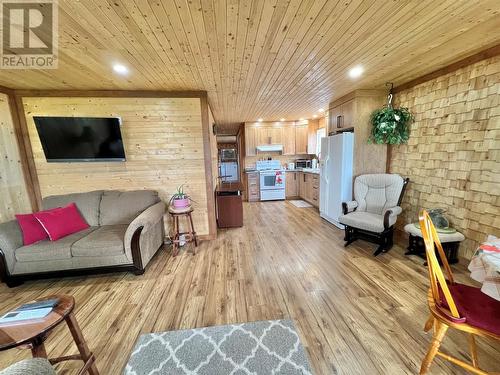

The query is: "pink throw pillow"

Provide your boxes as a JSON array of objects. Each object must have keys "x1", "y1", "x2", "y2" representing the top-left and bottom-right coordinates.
[
  {"x1": 34, "y1": 203, "x2": 89, "y2": 241},
  {"x1": 15, "y1": 213, "x2": 49, "y2": 245}
]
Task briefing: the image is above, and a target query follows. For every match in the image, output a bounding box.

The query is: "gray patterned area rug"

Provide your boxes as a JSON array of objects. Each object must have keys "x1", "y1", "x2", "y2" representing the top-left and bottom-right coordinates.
[{"x1": 124, "y1": 319, "x2": 313, "y2": 375}]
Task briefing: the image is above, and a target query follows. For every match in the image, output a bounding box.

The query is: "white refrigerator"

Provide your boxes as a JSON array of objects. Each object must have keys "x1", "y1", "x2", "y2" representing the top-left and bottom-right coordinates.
[{"x1": 319, "y1": 133, "x2": 354, "y2": 228}]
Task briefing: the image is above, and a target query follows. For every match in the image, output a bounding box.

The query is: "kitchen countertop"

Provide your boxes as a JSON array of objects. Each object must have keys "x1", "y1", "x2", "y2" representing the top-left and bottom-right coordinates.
[
  {"x1": 286, "y1": 168, "x2": 320, "y2": 174},
  {"x1": 244, "y1": 168, "x2": 320, "y2": 174}
]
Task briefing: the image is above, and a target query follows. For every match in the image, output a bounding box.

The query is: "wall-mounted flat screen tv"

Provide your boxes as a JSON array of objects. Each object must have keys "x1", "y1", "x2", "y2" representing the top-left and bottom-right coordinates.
[{"x1": 34, "y1": 117, "x2": 126, "y2": 162}]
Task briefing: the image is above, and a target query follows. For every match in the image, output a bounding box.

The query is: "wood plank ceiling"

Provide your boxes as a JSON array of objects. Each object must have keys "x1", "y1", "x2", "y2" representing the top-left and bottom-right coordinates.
[{"x1": 1, "y1": 0, "x2": 500, "y2": 134}]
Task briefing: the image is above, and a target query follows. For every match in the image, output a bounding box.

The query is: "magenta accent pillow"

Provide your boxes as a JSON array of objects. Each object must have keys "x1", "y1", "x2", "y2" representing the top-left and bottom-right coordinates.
[
  {"x1": 34, "y1": 203, "x2": 89, "y2": 241},
  {"x1": 15, "y1": 213, "x2": 49, "y2": 245}
]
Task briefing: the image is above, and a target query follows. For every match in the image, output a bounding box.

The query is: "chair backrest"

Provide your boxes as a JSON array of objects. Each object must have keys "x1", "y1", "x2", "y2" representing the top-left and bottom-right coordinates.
[
  {"x1": 419, "y1": 209, "x2": 462, "y2": 320},
  {"x1": 354, "y1": 174, "x2": 405, "y2": 214}
]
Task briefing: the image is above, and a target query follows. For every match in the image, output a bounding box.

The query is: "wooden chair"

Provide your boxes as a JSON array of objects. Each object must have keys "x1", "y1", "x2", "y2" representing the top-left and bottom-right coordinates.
[{"x1": 418, "y1": 209, "x2": 500, "y2": 375}]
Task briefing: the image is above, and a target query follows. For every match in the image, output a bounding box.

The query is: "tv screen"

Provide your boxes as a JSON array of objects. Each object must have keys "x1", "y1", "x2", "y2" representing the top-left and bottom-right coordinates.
[{"x1": 34, "y1": 117, "x2": 126, "y2": 162}]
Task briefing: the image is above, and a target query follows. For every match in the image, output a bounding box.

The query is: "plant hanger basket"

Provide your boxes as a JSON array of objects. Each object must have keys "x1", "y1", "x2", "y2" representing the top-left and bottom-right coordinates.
[{"x1": 369, "y1": 82, "x2": 413, "y2": 145}]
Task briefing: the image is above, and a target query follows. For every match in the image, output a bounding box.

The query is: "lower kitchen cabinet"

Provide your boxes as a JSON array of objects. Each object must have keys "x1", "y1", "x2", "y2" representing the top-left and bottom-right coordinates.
[
  {"x1": 297, "y1": 172, "x2": 320, "y2": 208},
  {"x1": 246, "y1": 172, "x2": 260, "y2": 202},
  {"x1": 285, "y1": 171, "x2": 299, "y2": 198}
]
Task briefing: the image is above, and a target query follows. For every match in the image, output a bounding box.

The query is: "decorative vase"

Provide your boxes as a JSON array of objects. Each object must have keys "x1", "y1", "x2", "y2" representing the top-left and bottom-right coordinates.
[{"x1": 173, "y1": 197, "x2": 190, "y2": 208}]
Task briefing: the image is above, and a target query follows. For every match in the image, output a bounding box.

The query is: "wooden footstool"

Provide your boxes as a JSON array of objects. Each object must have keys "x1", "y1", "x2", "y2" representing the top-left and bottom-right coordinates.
[
  {"x1": 168, "y1": 205, "x2": 198, "y2": 256},
  {"x1": 404, "y1": 223, "x2": 465, "y2": 264}
]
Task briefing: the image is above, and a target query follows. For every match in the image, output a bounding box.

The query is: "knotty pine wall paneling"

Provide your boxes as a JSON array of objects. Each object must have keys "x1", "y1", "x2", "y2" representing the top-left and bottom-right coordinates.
[
  {"x1": 0, "y1": 93, "x2": 31, "y2": 221},
  {"x1": 22, "y1": 96, "x2": 213, "y2": 237},
  {"x1": 390, "y1": 56, "x2": 500, "y2": 258}
]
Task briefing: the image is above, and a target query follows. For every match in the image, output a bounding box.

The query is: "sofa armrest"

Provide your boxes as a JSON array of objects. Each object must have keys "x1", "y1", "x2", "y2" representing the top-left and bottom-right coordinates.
[
  {"x1": 383, "y1": 206, "x2": 403, "y2": 229},
  {"x1": 342, "y1": 201, "x2": 358, "y2": 215},
  {"x1": 124, "y1": 202, "x2": 165, "y2": 271},
  {"x1": 0, "y1": 220, "x2": 23, "y2": 277}
]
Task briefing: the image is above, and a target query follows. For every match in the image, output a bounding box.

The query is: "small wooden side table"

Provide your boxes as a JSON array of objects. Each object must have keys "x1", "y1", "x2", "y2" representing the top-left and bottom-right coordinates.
[
  {"x1": 168, "y1": 205, "x2": 198, "y2": 256},
  {"x1": 0, "y1": 295, "x2": 99, "y2": 375}
]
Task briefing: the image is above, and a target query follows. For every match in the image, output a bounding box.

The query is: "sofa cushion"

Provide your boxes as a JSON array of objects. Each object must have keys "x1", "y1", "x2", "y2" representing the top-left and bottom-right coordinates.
[
  {"x1": 34, "y1": 203, "x2": 90, "y2": 241},
  {"x1": 71, "y1": 225, "x2": 127, "y2": 257},
  {"x1": 42, "y1": 191, "x2": 103, "y2": 226},
  {"x1": 99, "y1": 190, "x2": 160, "y2": 225},
  {"x1": 15, "y1": 213, "x2": 50, "y2": 245},
  {"x1": 15, "y1": 227, "x2": 97, "y2": 262},
  {"x1": 339, "y1": 212, "x2": 391, "y2": 233}
]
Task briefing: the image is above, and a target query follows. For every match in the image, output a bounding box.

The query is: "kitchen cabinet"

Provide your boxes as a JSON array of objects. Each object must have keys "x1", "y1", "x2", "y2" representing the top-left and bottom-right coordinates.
[
  {"x1": 295, "y1": 125, "x2": 308, "y2": 154},
  {"x1": 307, "y1": 119, "x2": 319, "y2": 155},
  {"x1": 282, "y1": 126, "x2": 296, "y2": 155},
  {"x1": 299, "y1": 172, "x2": 306, "y2": 198},
  {"x1": 341, "y1": 99, "x2": 354, "y2": 129},
  {"x1": 311, "y1": 174, "x2": 320, "y2": 207},
  {"x1": 297, "y1": 172, "x2": 320, "y2": 207},
  {"x1": 257, "y1": 126, "x2": 283, "y2": 145},
  {"x1": 285, "y1": 171, "x2": 299, "y2": 198},
  {"x1": 246, "y1": 172, "x2": 260, "y2": 202},
  {"x1": 304, "y1": 173, "x2": 314, "y2": 203},
  {"x1": 245, "y1": 126, "x2": 257, "y2": 156},
  {"x1": 329, "y1": 98, "x2": 354, "y2": 132}
]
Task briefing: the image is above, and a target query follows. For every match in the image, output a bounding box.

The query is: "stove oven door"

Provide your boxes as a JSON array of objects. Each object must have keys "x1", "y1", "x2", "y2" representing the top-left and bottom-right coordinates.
[{"x1": 260, "y1": 172, "x2": 277, "y2": 190}]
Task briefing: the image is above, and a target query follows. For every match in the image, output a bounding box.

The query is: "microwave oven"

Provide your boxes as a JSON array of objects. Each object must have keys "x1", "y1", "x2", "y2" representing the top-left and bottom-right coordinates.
[{"x1": 295, "y1": 159, "x2": 311, "y2": 168}]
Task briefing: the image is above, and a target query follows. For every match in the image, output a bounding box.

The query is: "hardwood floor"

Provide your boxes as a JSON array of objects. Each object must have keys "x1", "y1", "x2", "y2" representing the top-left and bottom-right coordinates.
[{"x1": 0, "y1": 201, "x2": 498, "y2": 374}]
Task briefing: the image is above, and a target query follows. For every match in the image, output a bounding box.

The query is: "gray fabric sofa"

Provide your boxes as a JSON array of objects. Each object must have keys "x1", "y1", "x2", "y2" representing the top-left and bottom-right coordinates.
[
  {"x1": 0, "y1": 359, "x2": 55, "y2": 375},
  {"x1": 0, "y1": 190, "x2": 165, "y2": 287}
]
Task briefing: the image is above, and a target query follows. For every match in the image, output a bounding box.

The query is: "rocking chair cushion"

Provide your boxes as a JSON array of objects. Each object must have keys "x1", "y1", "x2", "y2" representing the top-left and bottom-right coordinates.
[{"x1": 440, "y1": 282, "x2": 500, "y2": 335}]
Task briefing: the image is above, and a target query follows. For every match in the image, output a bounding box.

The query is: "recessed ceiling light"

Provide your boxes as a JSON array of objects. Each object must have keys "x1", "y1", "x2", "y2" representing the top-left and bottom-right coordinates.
[
  {"x1": 313, "y1": 114, "x2": 318, "y2": 118},
  {"x1": 299, "y1": 118, "x2": 304, "y2": 121},
  {"x1": 257, "y1": 118, "x2": 263, "y2": 122},
  {"x1": 113, "y1": 64, "x2": 129, "y2": 74},
  {"x1": 280, "y1": 118, "x2": 285, "y2": 122},
  {"x1": 318, "y1": 108, "x2": 325, "y2": 113},
  {"x1": 348, "y1": 65, "x2": 364, "y2": 79}
]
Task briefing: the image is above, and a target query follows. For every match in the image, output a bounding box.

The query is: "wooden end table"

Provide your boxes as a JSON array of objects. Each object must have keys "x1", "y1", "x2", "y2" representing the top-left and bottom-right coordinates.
[
  {"x1": 168, "y1": 205, "x2": 198, "y2": 257},
  {"x1": 0, "y1": 295, "x2": 99, "y2": 375}
]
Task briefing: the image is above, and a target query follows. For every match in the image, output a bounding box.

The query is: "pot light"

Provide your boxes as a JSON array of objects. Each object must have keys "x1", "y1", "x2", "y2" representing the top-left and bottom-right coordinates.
[
  {"x1": 113, "y1": 64, "x2": 129, "y2": 75},
  {"x1": 318, "y1": 108, "x2": 325, "y2": 113},
  {"x1": 299, "y1": 118, "x2": 304, "y2": 121},
  {"x1": 257, "y1": 118, "x2": 263, "y2": 122},
  {"x1": 313, "y1": 114, "x2": 318, "y2": 118},
  {"x1": 348, "y1": 65, "x2": 364, "y2": 79},
  {"x1": 280, "y1": 118, "x2": 285, "y2": 122}
]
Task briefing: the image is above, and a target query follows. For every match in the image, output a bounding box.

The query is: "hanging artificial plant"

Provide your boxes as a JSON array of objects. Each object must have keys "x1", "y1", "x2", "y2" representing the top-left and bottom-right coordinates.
[{"x1": 369, "y1": 83, "x2": 413, "y2": 144}]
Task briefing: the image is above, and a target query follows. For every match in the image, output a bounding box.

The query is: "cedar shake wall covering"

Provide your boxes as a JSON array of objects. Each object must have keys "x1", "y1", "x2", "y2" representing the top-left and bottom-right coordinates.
[{"x1": 390, "y1": 56, "x2": 500, "y2": 259}]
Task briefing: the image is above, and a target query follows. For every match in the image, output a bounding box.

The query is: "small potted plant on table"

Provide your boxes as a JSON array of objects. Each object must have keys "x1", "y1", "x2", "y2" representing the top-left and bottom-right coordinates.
[{"x1": 170, "y1": 185, "x2": 191, "y2": 208}]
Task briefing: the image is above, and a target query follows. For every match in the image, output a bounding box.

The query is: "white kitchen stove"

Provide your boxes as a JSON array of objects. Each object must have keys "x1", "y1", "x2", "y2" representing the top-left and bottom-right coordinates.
[{"x1": 255, "y1": 160, "x2": 286, "y2": 201}]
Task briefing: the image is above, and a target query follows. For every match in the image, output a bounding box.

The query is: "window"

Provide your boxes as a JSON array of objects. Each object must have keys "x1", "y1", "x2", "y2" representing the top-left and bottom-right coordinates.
[{"x1": 316, "y1": 127, "x2": 326, "y2": 156}]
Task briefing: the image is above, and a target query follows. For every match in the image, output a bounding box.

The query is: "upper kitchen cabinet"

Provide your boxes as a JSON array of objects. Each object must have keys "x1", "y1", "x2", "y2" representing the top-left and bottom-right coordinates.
[
  {"x1": 282, "y1": 123, "x2": 296, "y2": 155},
  {"x1": 329, "y1": 99, "x2": 354, "y2": 132},
  {"x1": 245, "y1": 126, "x2": 257, "y2": 156},
  {"x1": 257, "y1": 126, "x2": 283, "y2": 145},
  {"x1": 295, "y1": 124, "x2": 308, "y2": 154},
  {"x1": 307, "y1": 119, "x2": 319, "y2": 155},
  {"x1": 328, "y1": 90, "x2": 386, "y2": 177}
]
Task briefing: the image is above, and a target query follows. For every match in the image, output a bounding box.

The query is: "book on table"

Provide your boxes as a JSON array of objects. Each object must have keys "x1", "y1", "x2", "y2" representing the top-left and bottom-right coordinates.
[{"x1": 0, "y1": 298, "x2": 59, "y2": 324}]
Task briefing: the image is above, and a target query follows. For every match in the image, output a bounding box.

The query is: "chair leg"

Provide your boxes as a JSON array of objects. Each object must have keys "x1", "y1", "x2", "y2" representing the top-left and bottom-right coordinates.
[
  {"x1": 188, "y1": 212, "x2": 198, "y2": 248},
  {"x1": 420, "y1": 321, "x2": 448, "y2": 375},
  {"x1": 373, "y1": 244, "x2": 385, "y2": 256},
  {"x1": 423, "y1": 315, "x2": 434, "y2": 332},
  {"x1": 468, "y1": 334, "x2": 479, "y2": 368},
  {"x1": 172, "y1": 215, "x2": 179, "y2": 257}
]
